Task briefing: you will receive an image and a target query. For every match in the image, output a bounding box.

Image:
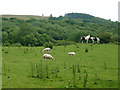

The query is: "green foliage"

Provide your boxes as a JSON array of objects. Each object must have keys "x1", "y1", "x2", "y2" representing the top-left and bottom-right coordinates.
[
  {"x1": 68, "y1": 31, "x2": 88, "y2": 42},
  {"x1": 2, "y1": 31, "x2": 8, "y2": 43},
  {"x1": 2, "y1": 17, "x2": 9, "y2": 20},
  {"x1": 2, "y1": 13, "x2": 118, "y2": 46},
  {"x1": 65, "y1": 13, "x2": 95, "y2": 19},
  {"x1": 43, "y1": 42, "x2": 53, "y2": 49},
  {"x1": 3, "y1": 42, "x2": 10, "y2": 46},
  {"x1": 12, "y1": 43, "x2": 21, "y2": 47},
  {"x1": 20, "y1": 33, "x2": 37, "y2": 46},
  {"x1": 26, "y1": 18, "x2": 36, "y2": 23},
  {"x1": 99, "y1": 33, "x2": 112, "y2": 43}
]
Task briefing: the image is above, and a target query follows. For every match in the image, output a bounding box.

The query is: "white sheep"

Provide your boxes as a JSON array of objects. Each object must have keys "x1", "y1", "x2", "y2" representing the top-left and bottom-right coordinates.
[
  {"x1": 68, "y1": 52, "x2": 76, "y2": 55},
  {"x1": 42, "y1": 48, "x2": 51, "y2": 53},
  {"x1": 43, "y1": 54, "x2": 54, "y2": 61}
]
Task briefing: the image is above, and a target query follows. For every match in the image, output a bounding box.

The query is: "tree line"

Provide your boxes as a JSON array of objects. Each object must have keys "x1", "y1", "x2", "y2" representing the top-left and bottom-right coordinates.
[{"x1": 2, "y1": 13, "x2": 119, "y2": 47}]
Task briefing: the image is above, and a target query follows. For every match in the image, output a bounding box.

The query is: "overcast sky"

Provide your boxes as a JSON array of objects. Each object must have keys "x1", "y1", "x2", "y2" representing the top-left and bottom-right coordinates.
[{"x1": 0, "y1": 0, "x2": 119, "y2": 21}]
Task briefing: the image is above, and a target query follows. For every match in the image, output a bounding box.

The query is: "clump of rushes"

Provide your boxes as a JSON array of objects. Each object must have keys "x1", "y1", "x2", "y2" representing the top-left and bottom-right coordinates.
[
  {"x1": 36, "y1": 64, "x2": 39, "y2": 77},
  {"x1": 26, "y1": 48, "x2": 29, "y2": 51},
  {"x1": 5, "y1": 51, "x2": 8, "y2": 54},
  {"x1": 31, "y1": 62, "x2": 34, "y2": 77},
  {"x1": 3, "y1": 62, "x2": 6, "y2": 76},
  {"x1": 104, "y1": 60, "x2": 107, "y2": 70},
  {"x1": 72, "y1": 64, "x2": 76, "y2": 87},
  {"x1": 2, "y1": 49, "x2": 4, "y2": 51},
  {"x1": 77, "y1": 63, "x2": 80, "y2": 73},
  {"x1": 90, "y1": 44, "x2": 93, "y2": 51},
  {"x1": 64, "y1": 62, "x2": 66, "y2": 69},
  {"x1": 94, "y1": 73, "x2": 99, "y2": 84},
  {"x1": 74, "y1": 42, "x2": 77, "y2": 45},
  {"x1": 51, "y1": 67, "x2": 54, "y2": 74},
  {"x1": 56, "y1": 66, "x2": 59, "y2": 72},
  {"x1": 64, "y1": 44, "x2": 66, "y2": 48},
  {"x1": 55, "y1": 69, "x2": 58, "y2": 78},
  {"x1": 73, "y1": 64, "x2": 75, "y2": 74},
  {"x1": 24, "y1": 48, "x2": 29, "y2": 53},
  {"x1": 83, "y1": 70, "x2": 88, "y2": 88},
  {"x1": 77, "y1": 63, "x2": 81, "y2": 80},
  {"x1": 45, "y1": 61, "x2": 49, "y2": 78},
  {"x1": 95, "y1": 73, "x2": 98, "y2": 80},
  {"x1": 68, "y1": 80, "x2": 71, "y2": 86},
  {"x1": 66, "y1": 80, "x2": 71, "y2": 88},
  {"x1": 78, "y1": 73, "x2": 81, "y2": 80},
  {"x1": 24, "y1": 48, "x2": 27, "y2": 53},
  {"x1": 85, "y1": 48, "x2": 88, "y2": 53},
  {"x1": 30, "y1": 59, "x2": 61, "y2": 80},
  {"x1": 41, "y1": 49, "x2": 42, "y2": 53},
  {"x1": 40, "y1": 60, "x2": 43, "y2": 79},
  {"x1": 76, "y1": 44, "x2": 79, "y2": 48},
  {"x1": 55, "y1": 66, "x2": 60, "y2": 77}
]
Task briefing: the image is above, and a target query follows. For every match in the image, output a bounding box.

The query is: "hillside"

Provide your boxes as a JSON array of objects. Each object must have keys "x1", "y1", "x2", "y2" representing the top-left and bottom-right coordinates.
[
  {"x1": 2, "y1": 13, "x2": 118, "y2": 46},
  {"x1": 2, "y1": 15, "x2": 49, "y2": 20}
]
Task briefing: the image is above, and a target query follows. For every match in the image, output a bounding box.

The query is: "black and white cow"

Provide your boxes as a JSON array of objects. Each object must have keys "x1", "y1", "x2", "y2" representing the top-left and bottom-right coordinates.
[
  {"x1": 85, "y1": 35, "x2": 92, "y2": 43},
  {"x1": 88, "y1": 36, "x2": 94, "y2": 43},
  {"x1": 81, "y1": 35, "x2": 100, "y2": 44},
  {"x1": 93, "y1": 37, "x2": 100, "y2": 43},
  {"x1": 89, "y1": 37, "x2": 100, "y2": 44},
  {"x1": 80, "y1": 36, "x2": 86, "y2": 43}
]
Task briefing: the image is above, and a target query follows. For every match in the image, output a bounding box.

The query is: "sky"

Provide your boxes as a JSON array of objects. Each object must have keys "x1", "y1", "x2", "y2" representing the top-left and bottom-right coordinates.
[{"x1": 0, "y1": 0, "x2": 119, "y2": 21}]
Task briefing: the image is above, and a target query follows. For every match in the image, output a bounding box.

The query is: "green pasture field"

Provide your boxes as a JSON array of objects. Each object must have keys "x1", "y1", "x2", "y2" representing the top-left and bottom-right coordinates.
[{"x1": 2, "y1": 44, "x2": 118, "y2": 88}]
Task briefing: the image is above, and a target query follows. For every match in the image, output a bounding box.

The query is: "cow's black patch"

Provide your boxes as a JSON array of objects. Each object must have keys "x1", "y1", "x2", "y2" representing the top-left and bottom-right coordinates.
[
  {"x1": 94, "y1": 37, "x2": 98, "y2": 41},
  {"x1": 90, "y1": 35, "x2": 92, "y2": 37},
  {"x1": 89, "y1": 37, "x2": 93, "y2": 41},
  {"x1": 81, "y1": 36, "x2": 85, "y2": 40}
]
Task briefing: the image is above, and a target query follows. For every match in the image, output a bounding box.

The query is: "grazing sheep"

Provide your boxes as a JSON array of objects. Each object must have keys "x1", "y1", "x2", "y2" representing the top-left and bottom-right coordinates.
[
  {"x1": 43, "y1": 54, "x2": 54, "y2": 61},
  {"x1": 68, "y1": 52, "x2": 76, "y2": 55},
  {"x1": 42, "y1": 48, "x2": 51, "y2": 53}
]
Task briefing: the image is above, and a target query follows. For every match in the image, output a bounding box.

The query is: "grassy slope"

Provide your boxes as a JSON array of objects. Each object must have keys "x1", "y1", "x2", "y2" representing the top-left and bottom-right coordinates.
[
  {"x1": 2, "y1": 44, "x2": 118, "y2": 88},
  {"x1": 2, "y1": 15, "x2": 49, "y2": 20}
]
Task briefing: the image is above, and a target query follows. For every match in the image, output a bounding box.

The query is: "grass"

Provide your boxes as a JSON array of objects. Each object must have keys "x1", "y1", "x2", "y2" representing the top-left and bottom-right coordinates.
[
  {"x1": 2, "y1": 15, "x2": 49, "y2": 20},
  {"x1": 2, "y1": 44, "x2": 118, "y2": 88}
]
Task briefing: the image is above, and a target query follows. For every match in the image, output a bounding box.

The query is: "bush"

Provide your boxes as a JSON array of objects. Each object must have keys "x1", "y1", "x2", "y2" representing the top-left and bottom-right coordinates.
[
  {"x1": 99, "y1": 33, "x2": 112, "y2": 43},
  {"x1": 2, "y1": 17, "x2": 9, "y2": 20},
  {"x1": 43, "y1": 42, "x2": 53, "y2": 49},
  {"x1": 12, "y1": 43, "x2": 22, "y2": 47},
  {"x1": 3, "y1": 42, "x2": 11, "y2": 46},
  {"x1": 114, "y1": 42, "x2": 119, "y2": 45},
  {"x1": 28, "y1": 44, "x2": 31, "y2": 47}
]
